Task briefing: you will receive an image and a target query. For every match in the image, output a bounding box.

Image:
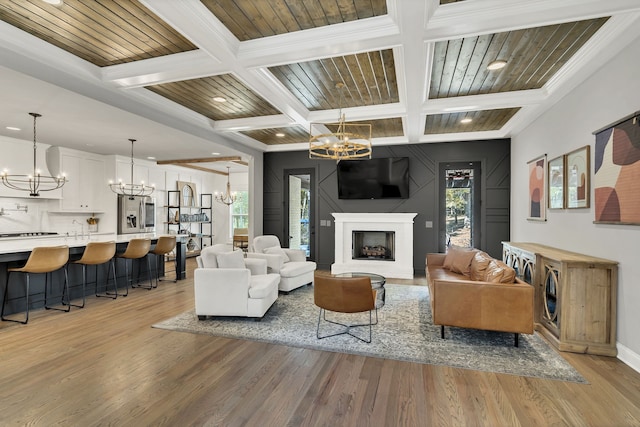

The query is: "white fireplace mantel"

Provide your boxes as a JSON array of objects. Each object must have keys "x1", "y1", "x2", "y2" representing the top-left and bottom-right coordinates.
[{"x1": 331, "y1": 212, "x2": 417, "y2": 279}]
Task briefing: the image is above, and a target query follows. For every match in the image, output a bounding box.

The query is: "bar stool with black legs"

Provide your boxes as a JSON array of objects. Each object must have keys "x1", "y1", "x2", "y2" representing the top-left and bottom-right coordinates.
[
  {"x1": 67, "y1": 241, "x2": 117, "y2": 308},
  {"x1": 1, "y1": 245, "x2": 70, "y2": 324},
  {"x1": 150, "y1": 235, "x2": 177, "y2": 287},
  {"x1": 116, "y1": 238, "x2": 152, "y2": 295}
]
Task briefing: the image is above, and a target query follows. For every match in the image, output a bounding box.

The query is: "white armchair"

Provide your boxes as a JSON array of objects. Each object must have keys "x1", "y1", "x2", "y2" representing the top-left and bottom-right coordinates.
[
  {"x1": 247, "y1": 235, "x2": 316, "y2": 292},
  {"x1": 194, "y1": 244, "x2": 280, "y2": 319}
]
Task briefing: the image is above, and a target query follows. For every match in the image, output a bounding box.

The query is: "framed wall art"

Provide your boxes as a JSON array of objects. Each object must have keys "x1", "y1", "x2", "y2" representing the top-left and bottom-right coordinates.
[
  {"x1": 177, "y1": 181, "x2": 197, "y2": 207},
  {"x1": 527, "y1": 154, "x2": 547, "y2": 221},
  {"x1": 548, "y1": 155, "x2": 565, "y2": 209},
  {"x1": 594, "y1": 111, "x2": 640, "y2": 224},
  {"x1": 566, "y1": 145, "x2": 590, "y2": 209}
]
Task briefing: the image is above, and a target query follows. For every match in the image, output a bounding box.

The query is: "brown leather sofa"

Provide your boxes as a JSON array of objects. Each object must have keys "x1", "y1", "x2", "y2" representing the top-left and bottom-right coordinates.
[{"x1": 426, "y1": 249, "x2": 534, "y2": 347}]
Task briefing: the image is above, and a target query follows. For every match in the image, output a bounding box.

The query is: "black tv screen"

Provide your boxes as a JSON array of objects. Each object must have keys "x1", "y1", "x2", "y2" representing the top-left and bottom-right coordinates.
[{"x1": 337, "y1": 157, "x2": 409, "y2": 199}]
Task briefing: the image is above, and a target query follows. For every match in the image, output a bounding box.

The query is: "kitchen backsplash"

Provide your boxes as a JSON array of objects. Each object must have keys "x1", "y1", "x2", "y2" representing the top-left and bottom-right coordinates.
[{"x1": 0, "y1": 197, "x2": 100, "y2": 236}]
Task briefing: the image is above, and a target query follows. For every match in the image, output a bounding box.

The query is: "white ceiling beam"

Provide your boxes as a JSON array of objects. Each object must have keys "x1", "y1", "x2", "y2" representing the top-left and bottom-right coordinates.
[
  {"x1": 423, "y1": 90, "x2": 548, "y2": 114},
  {"x1": 214, "y1": 115, "x2": 298, "y2": 132},
  {"x1": 238, "y1": 15, "x2": 400, "y2": 68},
  {"x1": 427, "y1": 0, "x2": 640, "y2": 42},
  {"x1": 139, "y1": 0, "x2": 239, "y2": 58},
  {"x1": 102, "y1": 50, "x2": 226, "y2": 88},
  {"x1": 394, "y1": 0, "x2": 430, "y2": 143},
  {"x1": 308, "y1": 103, "x2": 406, "y2": 123}
]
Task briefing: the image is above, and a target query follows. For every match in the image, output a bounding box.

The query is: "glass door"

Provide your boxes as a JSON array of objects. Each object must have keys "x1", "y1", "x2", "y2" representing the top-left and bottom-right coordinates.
[
  {"x1": 439, "y1": 162, "x2": 481, "y2": 251},
  {"x1": 284, "y1": 169, "x2": 315, "y2": 260}
]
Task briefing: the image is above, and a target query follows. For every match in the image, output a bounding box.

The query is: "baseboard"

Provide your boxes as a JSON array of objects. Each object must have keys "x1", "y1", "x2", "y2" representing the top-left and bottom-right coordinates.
[{"x1": 617, "y1": 342, "x2": 640, "y2": 374}]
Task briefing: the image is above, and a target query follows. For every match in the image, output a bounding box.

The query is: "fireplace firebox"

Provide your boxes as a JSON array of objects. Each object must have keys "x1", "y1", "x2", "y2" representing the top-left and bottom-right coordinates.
[{"x1": 352, "y1": 230, "x2": 395, "y2": 261}]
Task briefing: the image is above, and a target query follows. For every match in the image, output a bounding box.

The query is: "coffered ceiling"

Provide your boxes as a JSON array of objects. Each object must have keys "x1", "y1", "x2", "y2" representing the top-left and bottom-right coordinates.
[{"x1": 0, "y1": 0, "x2": 639, "y2": 170}]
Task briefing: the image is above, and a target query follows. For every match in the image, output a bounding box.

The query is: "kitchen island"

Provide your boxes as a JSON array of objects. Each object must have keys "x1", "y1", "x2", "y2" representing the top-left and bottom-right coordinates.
[{"x1": 0, "y1": 233, "x2": 188, "y2": 318}]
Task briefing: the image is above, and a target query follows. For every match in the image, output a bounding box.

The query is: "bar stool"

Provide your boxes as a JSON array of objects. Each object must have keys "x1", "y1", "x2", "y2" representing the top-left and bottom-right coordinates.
[
  {"x1": 68, "y1": 241, "x2": 117, "y2": 308},
  {"x1": 150, "y1": 235, "x2": 177, "y2": 286},
  {"x1": 116, "y1": 238, "x2": 152, "y2": 295},
  {"x1": 1, "y1": 245, "x2": 70, "y2": 324}
]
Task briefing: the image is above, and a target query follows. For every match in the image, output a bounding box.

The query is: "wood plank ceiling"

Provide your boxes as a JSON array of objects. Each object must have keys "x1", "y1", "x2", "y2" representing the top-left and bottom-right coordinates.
[{"x1": 0, "y1": 0, "x2": 631, "y2": 159}]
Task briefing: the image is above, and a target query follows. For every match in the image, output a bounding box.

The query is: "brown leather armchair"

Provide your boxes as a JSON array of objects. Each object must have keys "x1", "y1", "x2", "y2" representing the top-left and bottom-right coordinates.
[{"x1": 314, "y1": 273, "x2": 377, "y2": 343}]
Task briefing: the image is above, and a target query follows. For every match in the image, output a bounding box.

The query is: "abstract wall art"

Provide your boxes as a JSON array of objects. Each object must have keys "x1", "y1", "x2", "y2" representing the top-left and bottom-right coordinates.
[
  {"x1": 528, "y1": 154, "x2": 547, "y2": 221},
  {"x1": 548, "y1": 155, "x2": 565, "y2": 209},
  {"x1": 594, "y1": 112, "x2": 640, "y2": 224},
  {"x1": 566, "y1": 146, "x2": 590, "y2": 209}
]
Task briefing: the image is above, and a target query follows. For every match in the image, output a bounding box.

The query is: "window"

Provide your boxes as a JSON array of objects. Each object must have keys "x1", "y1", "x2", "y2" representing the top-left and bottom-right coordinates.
[{"x1": 230, "y1": 191, "x2": 249, "y2": 237}]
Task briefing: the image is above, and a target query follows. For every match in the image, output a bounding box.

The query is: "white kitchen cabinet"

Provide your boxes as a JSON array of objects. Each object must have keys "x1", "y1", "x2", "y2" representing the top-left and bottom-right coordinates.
[{"x1": 46, "y1": 147, "x2": 106, "y2": 212}]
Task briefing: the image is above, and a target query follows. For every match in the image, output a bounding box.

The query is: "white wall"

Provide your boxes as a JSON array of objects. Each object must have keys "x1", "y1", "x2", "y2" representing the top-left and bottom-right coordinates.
[{"x1": 511, "y1": 34, "x2": 640, "y2": 368}]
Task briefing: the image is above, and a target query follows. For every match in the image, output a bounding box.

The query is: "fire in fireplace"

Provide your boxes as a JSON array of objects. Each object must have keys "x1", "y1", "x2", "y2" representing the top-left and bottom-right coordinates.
[{"x1": 352, "y1": 230, "x2": 395, "y2": 261}]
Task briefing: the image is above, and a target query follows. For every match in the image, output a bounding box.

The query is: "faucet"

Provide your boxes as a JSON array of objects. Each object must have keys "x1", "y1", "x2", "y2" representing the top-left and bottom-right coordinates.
[{"x1": 72, "y1": 219, "x2": 85, "y2": 239}]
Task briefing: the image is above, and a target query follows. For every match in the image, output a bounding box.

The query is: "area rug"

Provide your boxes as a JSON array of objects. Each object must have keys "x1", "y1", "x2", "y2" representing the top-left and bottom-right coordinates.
[{"x1": 153, "y1": 284, "x2": 586, "y2": 383}]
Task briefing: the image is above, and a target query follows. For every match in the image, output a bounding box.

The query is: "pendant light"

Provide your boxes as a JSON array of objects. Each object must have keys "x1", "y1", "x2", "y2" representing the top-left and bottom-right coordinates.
[
  {"x1": 0, "y1": 112, "x2": 67, "y2": 196},
  {"x1": 215, "y1": 167, "x2": 236, "y2": 205},
  {"x1": 109, "y1": 139, "x2": 154, "y2": 198}
]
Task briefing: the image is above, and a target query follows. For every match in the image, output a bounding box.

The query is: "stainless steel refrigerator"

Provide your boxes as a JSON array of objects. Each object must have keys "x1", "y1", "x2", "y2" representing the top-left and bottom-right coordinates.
[{"x1": 117, "y1": 195, "x2": 156, "y2": 234}]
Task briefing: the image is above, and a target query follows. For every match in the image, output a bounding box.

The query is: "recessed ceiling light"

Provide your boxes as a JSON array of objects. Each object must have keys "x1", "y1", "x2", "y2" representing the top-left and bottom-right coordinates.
[
  {"x1": 6, "y1": 126, "x2": 20, "y2": 131},
  {"x1": 460, "y1": 118, "x2": 473, "y2": 124},
  {"x1": 212, "y1": 96, "x2": 227, "y2": 103},
  {"x1": 212, "y1": 152, "x2": 220, "y2": 156},
  {"x1": 147, "y1": 156, "x2": 156, "y2": 160},
  {"x1": 275, "y1": 132, "x2": 285, "y2": 137},
  {"x1": 42, "y1": 0, "x2": 63, "y2": 4},
  {"x1": 487, "y1": 60, "x2": 507, "y2": 70}
]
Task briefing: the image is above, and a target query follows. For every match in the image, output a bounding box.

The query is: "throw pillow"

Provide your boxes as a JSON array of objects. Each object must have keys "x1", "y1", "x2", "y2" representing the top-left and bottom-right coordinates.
[
  {"x1": 216, "y1": 250, "x2": 245, "y2": 269},
  {"x1": 470, "y1": 251, "x2": 493, "y2": 281},
  {"x1": 263, "y1": 246, "x2": 290, "y2": 263},
  {"x1": 200, "y1": 248, "x2": 219, "y2": 268},
  {"x1": 443, "y1": 245, "x2": 465, "y2": 270},
  {"x1": 484, "y1": 260, "x2": 516, "y2": 283},
  {"x1": 444, "y1": 246, "x2": 477, "y2": 276}
]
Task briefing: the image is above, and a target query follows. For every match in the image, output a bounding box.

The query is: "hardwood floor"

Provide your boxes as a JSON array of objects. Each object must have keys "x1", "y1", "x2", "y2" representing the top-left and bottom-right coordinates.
[{"x1": 1, "y1": 259, "x2": 640, "y2": 426}]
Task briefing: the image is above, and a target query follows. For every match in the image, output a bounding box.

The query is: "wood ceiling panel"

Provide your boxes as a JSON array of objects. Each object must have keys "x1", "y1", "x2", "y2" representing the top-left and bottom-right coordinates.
[
  {"x1": 0, "y1": 0, "x2": 196, "y2": 67},
  {"x1": 201, "y1": 0, "x2": 387, "y2": 41},
  {"x1": 146, "y1": 74, "x2": 281, "y2": 121},
  {"x1": 424, "y1": 108, "x2": 520, "y2": 134},
  {"x1": 240, "y1": 126, "x2": 309, "y2": 145},
  {"x1": 429, "y1": 18, "x2": 608, "y2": 99},
  {"x1": 349, "y1": 117, "x2": 404, "y2": 138},
  {"x1": 269, "y1": 49, "x2": 399, "y2": 110}
]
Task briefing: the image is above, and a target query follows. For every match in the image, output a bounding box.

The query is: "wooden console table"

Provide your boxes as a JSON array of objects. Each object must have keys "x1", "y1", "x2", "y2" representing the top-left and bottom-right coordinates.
[{"x1": 502, "y1": 242, "x2": 618, "y2": 356}]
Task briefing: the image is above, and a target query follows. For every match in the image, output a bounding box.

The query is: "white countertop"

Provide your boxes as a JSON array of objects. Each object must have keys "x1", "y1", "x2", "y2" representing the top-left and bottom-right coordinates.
[{"x1": 0, "y1": 233, "x2": 187, "y2": 255}]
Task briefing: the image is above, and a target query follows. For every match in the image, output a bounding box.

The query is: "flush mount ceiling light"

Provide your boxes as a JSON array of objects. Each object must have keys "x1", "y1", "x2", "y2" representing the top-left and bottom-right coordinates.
[
  {"x1": 275, "y1": 132, "x2": 285, "y2": 137},
  {"x1": 212, "y1": 96, "x2": 227, "y2": 103},
  {"x1": 1, "y1": 112, "x2": 67, "y2": 197},
  {"x1": 460, "y1": 118, "x2": 473, "y2": 124},
  {"x1": 487, "y1": 60, "x2": 507, "y2": 70},
  {"x1": 42, "y1": 0, "x2": 63, "y2": 5},
  {"x1": 309, "y1": 82, "x2": 372, "y2": 161},
  {"x1": 5, "y1": 126, "x2": 20, "y2": 131},
  {"x1": 109, "y1": 139, "x2": 154, "y2": 198},
  {"x1": 215, "y1": 166, "x2": 236, "y2": 206}
]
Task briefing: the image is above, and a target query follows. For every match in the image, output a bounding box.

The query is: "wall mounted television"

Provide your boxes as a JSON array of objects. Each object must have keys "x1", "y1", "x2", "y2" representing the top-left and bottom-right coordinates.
[{"x1": 337, "y1": 157, "x2": 410, "y2": 199}]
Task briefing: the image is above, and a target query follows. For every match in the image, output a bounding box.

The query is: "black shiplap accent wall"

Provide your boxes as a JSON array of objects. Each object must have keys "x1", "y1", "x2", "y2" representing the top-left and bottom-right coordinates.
[{"x1": 264, "y1": 139, "x2": 511, "y2": 274}]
